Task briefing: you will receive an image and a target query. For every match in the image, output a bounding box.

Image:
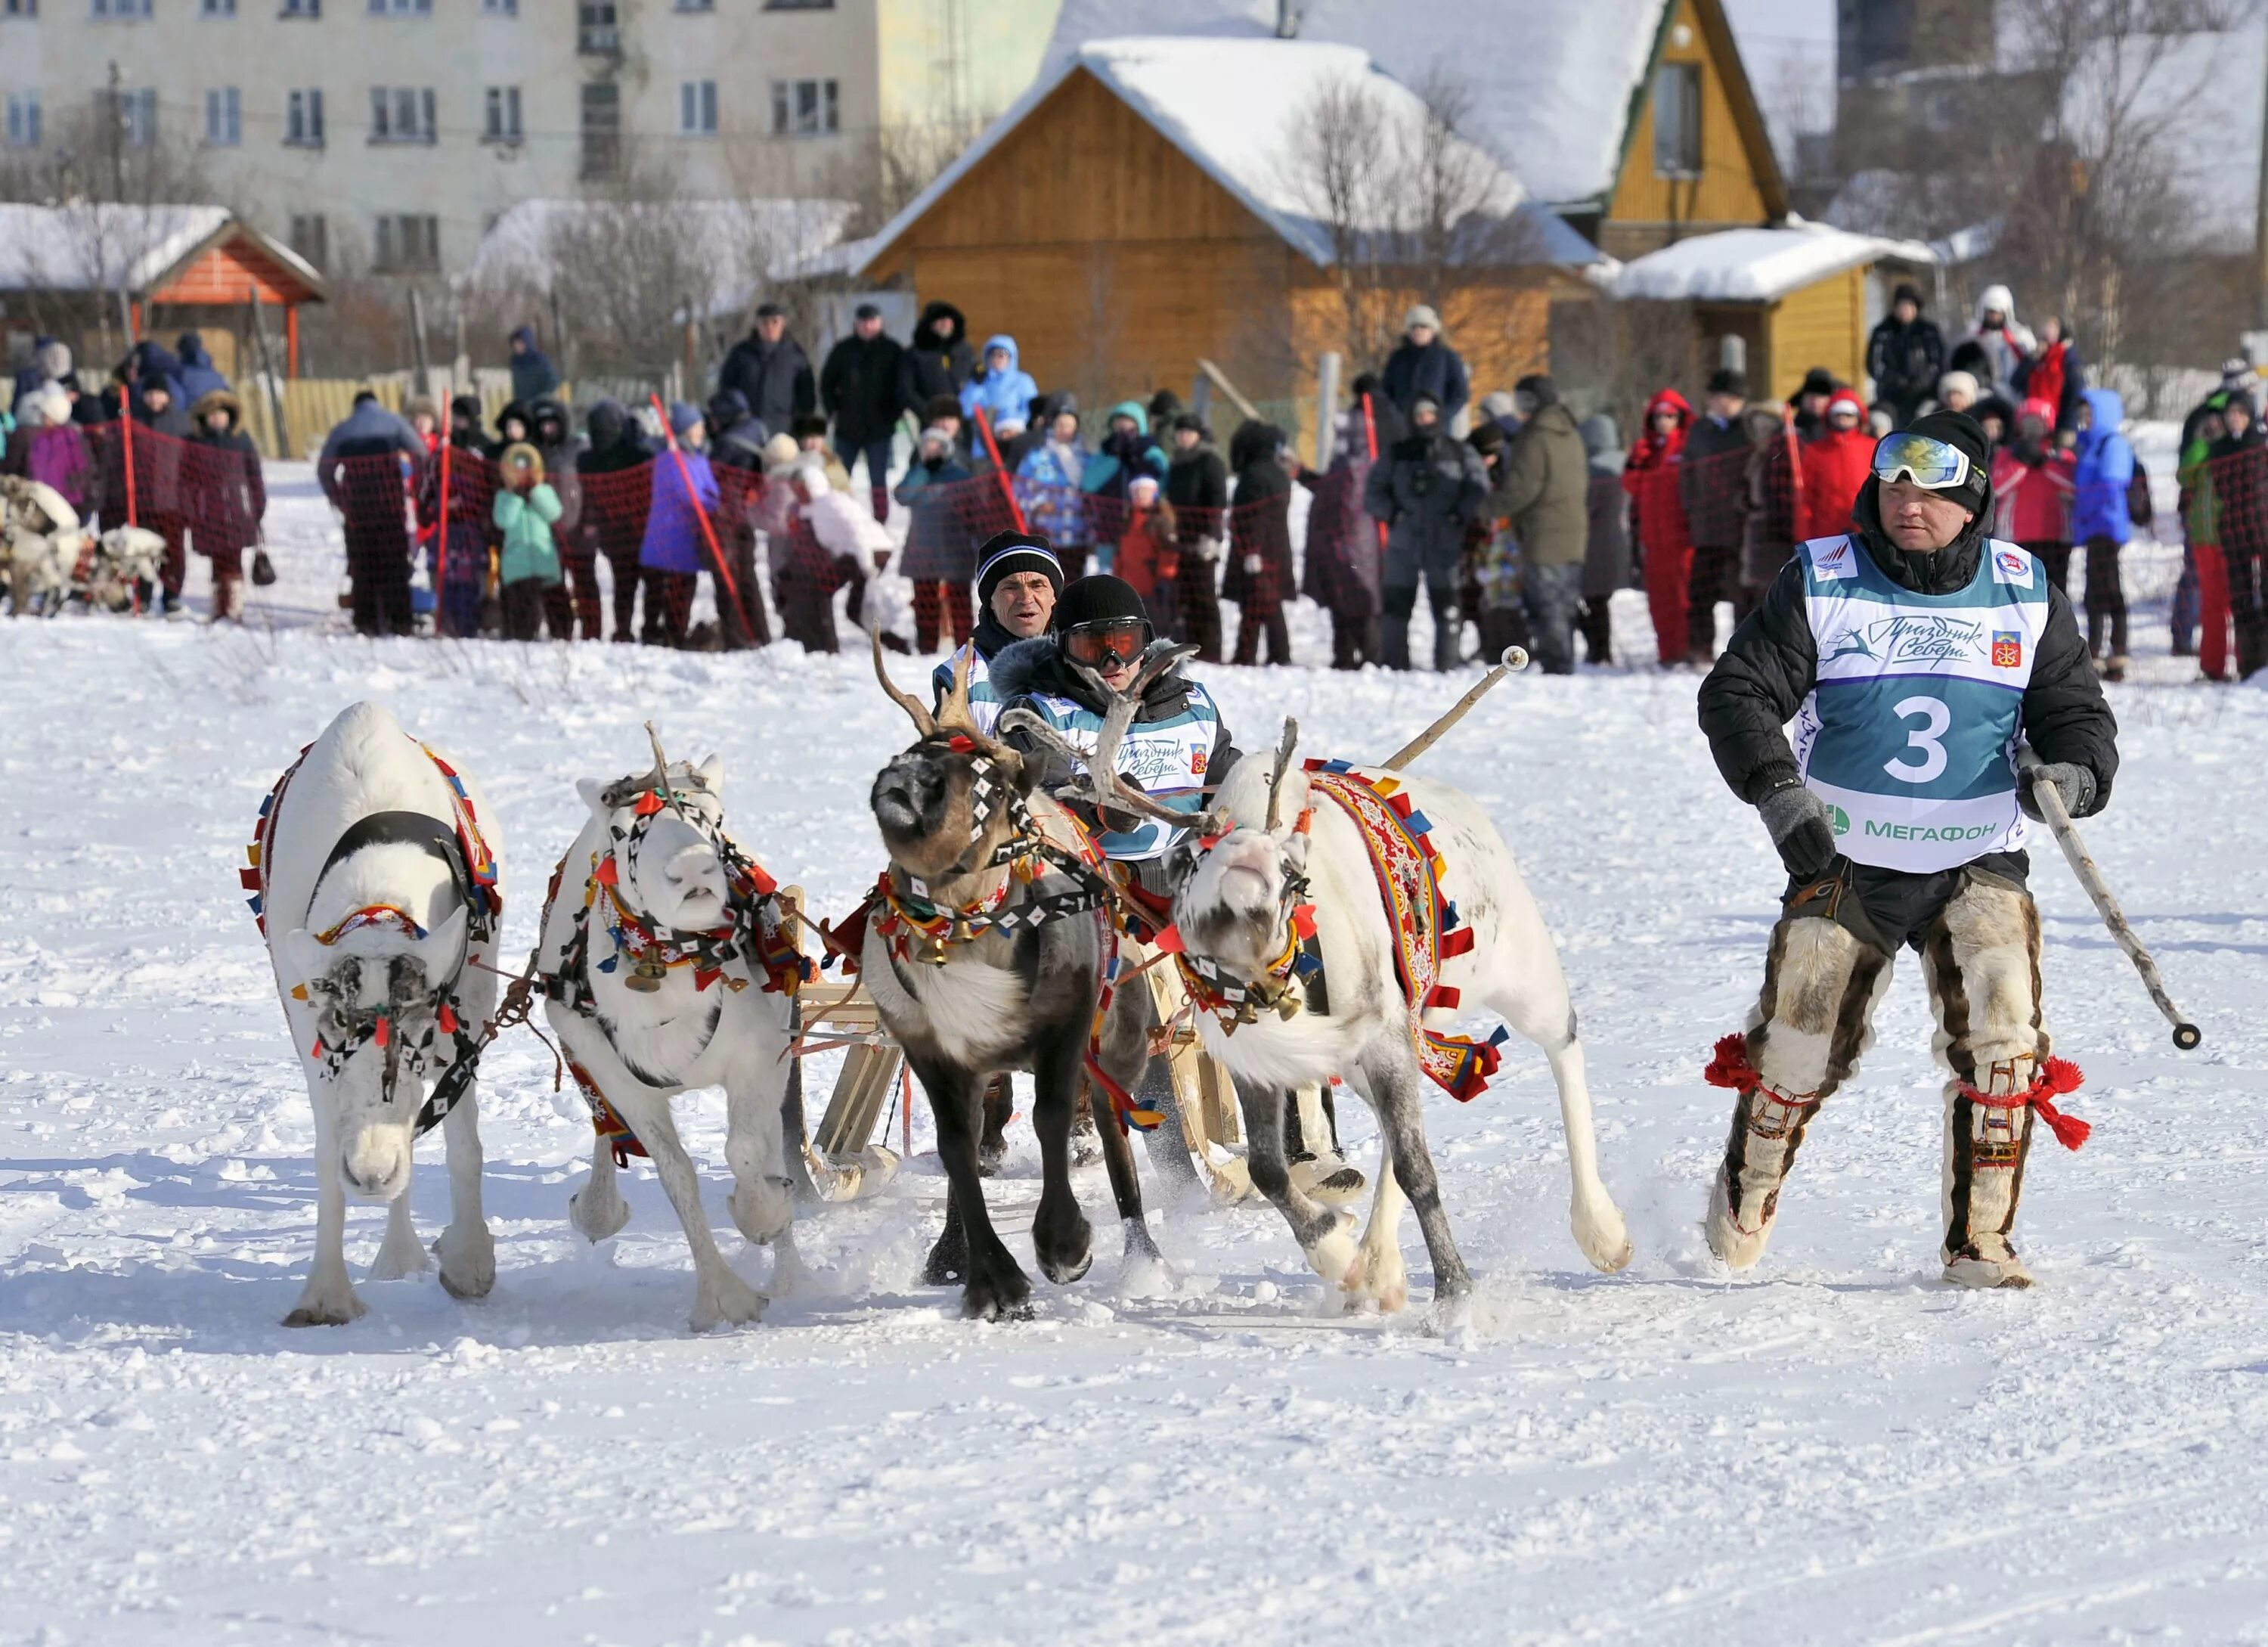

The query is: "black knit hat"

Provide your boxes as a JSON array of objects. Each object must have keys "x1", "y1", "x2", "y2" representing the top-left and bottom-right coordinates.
[
  {"x1": 1892, "y1": 408, "x2": 1991, "y2": 512},
  {"x1": 1053, "y1": 574, "x2": 1146, "y2": 634},
  {"x1": 974, "y1": 532, "x2": 1063, "y2": 608},
  {"x1": 1798, "y1": 367, "x2": 1837, "y2": 400}
]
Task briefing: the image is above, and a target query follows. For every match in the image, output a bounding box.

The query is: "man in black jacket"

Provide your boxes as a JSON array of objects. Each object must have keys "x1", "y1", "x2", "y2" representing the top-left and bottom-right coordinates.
[
  {"x1": 898, "y1": 300, "x2": 974, "y2": 417},
  {"x1": 1695, "y1": 410, "x2": 2117, "y2": 1290},
  {"x1": 1865, "y1": 284, "x2": 1946, "y2": 430},
  {"x1": 1379, "y1": 305, "x2": 1470, "y2": 426},
  {"x1": 718, "y1": 302, "x2": 815, "y2": 438},
  {"x1": 821, "y1": 302, "x2": 906, "y2": 523},
  {"x1": 1680, "y1": 368, "x2": 1753, "y2": 665}
]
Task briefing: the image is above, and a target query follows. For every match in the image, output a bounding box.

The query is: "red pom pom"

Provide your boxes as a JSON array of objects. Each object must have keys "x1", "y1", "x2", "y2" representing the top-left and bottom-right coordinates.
[{"x1": 1705, "y1": 1032, "x2": 1760, "y2": 1091}]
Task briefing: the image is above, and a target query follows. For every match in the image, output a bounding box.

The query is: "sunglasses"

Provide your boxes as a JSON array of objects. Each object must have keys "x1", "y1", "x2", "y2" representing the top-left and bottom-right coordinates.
[
  {"x1": 1064, "y1": 617, "x2": 1151, "y2": 668},
  {"x1": 1872, "y1": 431, "x2": 1972, "y2": 491}
]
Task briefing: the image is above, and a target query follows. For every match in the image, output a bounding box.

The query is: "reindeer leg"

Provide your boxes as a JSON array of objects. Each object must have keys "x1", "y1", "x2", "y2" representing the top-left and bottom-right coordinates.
[
  {"x1": 1237, "y1": 1075, "x2": 1358, "y2": 1298},
  {"x1": 286, "y1": 1106, "x2": 366, "y2": 1326},
  {"x1": 369, "y1": 1186, "x2": 432, "y2": 1281},
  {"x1": 1092, "y1": 977, "x2": 1161, "y2": 1266},
  {"x1": 923, "y1": 1181, "x2": 970, "y2": 1286},
  {"x1": 1494, "y1": 966, "x2": 1633, "y2": 1274},
  {"x1": 1090, "y1": 1074, "x2": 1161, "y2": 1268},
  {"x1": 434, "y1": 1081, "x2": 496, "y2": 1300},
  {"x1": 1356, "y1": 1121, "x2": 1408, "y2": 1313},
  {"x1": 569, "y1": 1129, "x2": 631, "y2": 1242},
  {"x1": 613, "y1": 1089, "x2": 764, "y2": 1331},
  {"x1": 1359, "y1": 1050, "x2": 1472, "y2": 1304},
  {"x1": 916, "y1": 1056, "x2": 1031, "y2": 1320},
  {"x1": 1030, "y1": 1030, "x2": 1095, "y2": 1287},
  {"x1": 724, "y1": 1041, "x2": 797, "y2": 1249}
]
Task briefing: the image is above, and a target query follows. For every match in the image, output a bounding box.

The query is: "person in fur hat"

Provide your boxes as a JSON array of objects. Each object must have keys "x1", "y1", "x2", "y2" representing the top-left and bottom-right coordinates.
[
  {"x1": 1696, "y1": 409, "x2": 2118, "y2": 1289},
  {"x1": 187, "y1": 389, "x2": 265, "y2": 622}
]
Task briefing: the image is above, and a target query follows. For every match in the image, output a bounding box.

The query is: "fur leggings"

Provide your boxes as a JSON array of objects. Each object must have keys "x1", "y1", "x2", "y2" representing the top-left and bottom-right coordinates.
[{"x1": 1709, "y1": 870, "x2": 2052, "y2": 1279}]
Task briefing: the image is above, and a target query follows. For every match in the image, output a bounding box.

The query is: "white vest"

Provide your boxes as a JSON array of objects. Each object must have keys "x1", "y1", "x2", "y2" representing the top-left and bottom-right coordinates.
[
  {"x1": 1792, "y1": 534, "x2": 2052, "y2": 873},
  {"x1": 1020, "y1": 681, "x2": 1222, "y2": 861},
  {"x1": 929, "y1": 641, "x2": 1005, "y2": 735}
]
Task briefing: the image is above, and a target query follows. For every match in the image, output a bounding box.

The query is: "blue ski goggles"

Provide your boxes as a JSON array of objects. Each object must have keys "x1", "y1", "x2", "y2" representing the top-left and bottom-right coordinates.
[{"x1": 1872, "y1": 432, "x2": 1973, "y2": 491}]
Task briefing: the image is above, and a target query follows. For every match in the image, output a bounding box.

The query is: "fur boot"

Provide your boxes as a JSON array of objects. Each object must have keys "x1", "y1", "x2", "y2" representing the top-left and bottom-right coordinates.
[
  {"x1": 212, "y1": 570, "x2": 243, "y2": 623},
  {"x1": 1706, "y1": 914, "x2": 1889, "y2": 1268},
  {"x1": 1924, "y1": 876, "x2": 2056, "y2": 1289}
]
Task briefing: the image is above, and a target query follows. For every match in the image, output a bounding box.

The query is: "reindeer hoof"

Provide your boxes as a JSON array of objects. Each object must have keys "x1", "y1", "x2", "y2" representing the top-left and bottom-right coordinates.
[
  {"x1": 569, "y1": 1185, "x2": 631, "y2": 1245},
  {"x1": 923, "y1": 1227, "x2": 969, "y2": 1287},
  {"x1": 689, "y1": 1271, "x2": 765, "y2": 1331},
  {"x1": 284, "y1": 1291, "x2": 367, "y2": 1328},
  {"x1": 435, "y1": 1227, "x2": 496, "y2": 1301},
  {"x1": 962, "y1": 1267, "x2": 1033, "y2": 1323}
]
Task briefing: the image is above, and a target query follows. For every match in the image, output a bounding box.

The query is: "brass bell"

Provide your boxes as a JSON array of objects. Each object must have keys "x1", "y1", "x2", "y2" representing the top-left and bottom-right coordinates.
[{"x1": 626, "y1": 954, "x2": 668, "y2": 993}]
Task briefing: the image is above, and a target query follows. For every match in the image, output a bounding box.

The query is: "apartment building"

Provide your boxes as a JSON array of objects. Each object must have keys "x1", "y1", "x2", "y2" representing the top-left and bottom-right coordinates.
[{"x1": 0, "y1": 0, "x2": 1061, "y2": 280}]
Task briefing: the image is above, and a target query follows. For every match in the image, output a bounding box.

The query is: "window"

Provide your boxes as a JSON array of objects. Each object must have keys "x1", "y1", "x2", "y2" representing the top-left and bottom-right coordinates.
[
  {"x1": 367, "y1": 0, "x2": 431, "y2": 13},
  {"x1": 679, "y1": 79, "x2": 716, "y2": 135},
  {"x1": 481, "y1": 0, "x2": 515, "y2": 11},
  {"x1": 204, "y1": 86, "x2": 240, "y2": 144},
  {"x1": 98, "y1": 87, "x2": 158, "y2": 146},
  {"x1": 1653, "y1": 61, "x2": 1702, "y2": 178},
  {"x1": 280, "y1": 0, "x2": 319, "y2": 14},
  {"x1": 202, "y1": 0, "x2": 235, "y2": 14},
  {"x1": 2, "y1": 0, "x2": 37, "y2": 17},
  {"x1": 578, "y1": 0, "x2": 616, "y2": 53},
  {"x1": 286, "y1": 87, "x2": 324, "y2": 146},
  {"x1": 674, "y1": 0, "x2": 712, "y2": 10},
  {"x1": 769, "y1": 77, "x2": 838, "y2": 136},
  {"x1": 764, "y1": 0, "x2": 834, "y2": 8},
  {"x1": 370, "y1": 85, "x2": 436, "y2": 144},
  {"x1": 289, "y1": 212, "x2": 327, "y2": 271},
  {"x1": 5, "y1": 93, "x2": 38, "y2": 147},
  {"x1": 91, "y1": 0, "x2": 152, "y2": 17},
  {"x1": 373, "y1": 213, "x2": 439, "y2": 271},
  {"x1": 580, "y1": 79, "x2": 618, "y2": 176},
  {"x1": 484, "y1": 85, "x2": 521, "y2": 144}
]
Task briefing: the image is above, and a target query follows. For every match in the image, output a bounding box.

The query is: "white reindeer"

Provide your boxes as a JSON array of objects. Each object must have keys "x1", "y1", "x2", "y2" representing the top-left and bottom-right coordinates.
[
  {"x1": 254, "y1": 701, "x2": 503, "y2": 1326},
  {"x1": 82, "y1": 525, "x2": 169, "y2": 612},
  {"x1": 1040, "y1": 688, "x2": 1633, "y2": 1316},
  {"x1": 2, "y1": 476, "x2": 87, "y2": 616},
  {"x1": 538, "y1": 735, "x2": 805, "y2": 1330}
]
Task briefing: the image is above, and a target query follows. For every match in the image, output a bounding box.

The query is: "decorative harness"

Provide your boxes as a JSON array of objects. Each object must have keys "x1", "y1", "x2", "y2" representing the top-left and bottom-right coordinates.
[
  {"x1": 538, "y1": 771, "x2": 811, "y2": 1165},
  {"x1": 243, "y1": 740, "x2": 504, "y2": 1136}
]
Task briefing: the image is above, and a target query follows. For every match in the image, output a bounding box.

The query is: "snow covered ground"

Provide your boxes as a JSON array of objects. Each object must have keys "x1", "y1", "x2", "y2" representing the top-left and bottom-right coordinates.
[{"x1": 2, "y1": 468, "x2": 2265, "y2": 1645}]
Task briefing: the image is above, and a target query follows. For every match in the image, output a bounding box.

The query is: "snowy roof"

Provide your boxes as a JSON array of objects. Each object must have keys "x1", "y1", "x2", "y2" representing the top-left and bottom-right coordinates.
[
  {"x1": 459, "y1": 199, "x2": 858, "y2": 309},
  {"x1": 1609, "y1": 222, "x2": 1936, "y2": 303},
  {"x1": 1041, "y1": 0, "x2": 1685, "y2": 210},
  {"x1": 0, "y1": 203, "x2": 319, "y2": 294},
  {"x1": 857, "y1": 36, "x2": 1599, "y2": 275}
]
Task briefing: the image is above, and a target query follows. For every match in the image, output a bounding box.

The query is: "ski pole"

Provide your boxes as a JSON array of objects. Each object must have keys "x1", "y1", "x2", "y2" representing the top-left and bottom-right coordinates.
[{"x1": 2017, "y1": 746, "x2": 2201, "y2": 1050}]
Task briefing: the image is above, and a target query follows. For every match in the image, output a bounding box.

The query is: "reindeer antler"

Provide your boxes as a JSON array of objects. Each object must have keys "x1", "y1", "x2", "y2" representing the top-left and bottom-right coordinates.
[
  {"x1": 1004, "y1": 641, "x2": 1217, "y2": 833},
  {"x1": 1263, "y1": 717, "x2": 1302, "y2": 833},
  {"x1": 643, "y1": 721, "x2": 671, "y2": 792},
  {"x1": 871, "y1": 625, "x2": 939, "y2": 739}
]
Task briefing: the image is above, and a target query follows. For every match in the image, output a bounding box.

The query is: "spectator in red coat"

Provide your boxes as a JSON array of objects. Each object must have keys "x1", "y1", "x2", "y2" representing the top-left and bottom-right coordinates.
[
  {"x1": 1991, "y1": 399, "x2": 2078, "y2": 588},
  {"x1": 1622, "y1": 386, "x2": 1693, "y2": 665},
  {"x1": 1797, "y1": 389, "x2": 1874, "y2": 541}
]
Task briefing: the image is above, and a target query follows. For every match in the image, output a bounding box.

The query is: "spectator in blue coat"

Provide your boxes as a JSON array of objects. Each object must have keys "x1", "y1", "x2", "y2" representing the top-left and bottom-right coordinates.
[
  {"x1": 958, "y1": 334, "x2": 1037, "y2": 433},
  {"x1": 509, "y1": 325, "x2": 560, "y2": 404},
  {"x1": 174, "y1": 333, "x2": 228, "y2": 405},
  {"x1": 640, "y1": 401, "x2": 719, "y2": 647},
  {"x1": 2071, "y1": 386, "x2": 2136, "y2": 678},
  {"x1": 1380, "y1": 305, "x2": 1470, "y2": 426}
]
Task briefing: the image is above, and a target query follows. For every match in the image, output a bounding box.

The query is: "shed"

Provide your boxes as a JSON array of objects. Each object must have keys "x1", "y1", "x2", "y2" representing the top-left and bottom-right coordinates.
[
  {"x1": 1608, "y1": 222, "x2": 1938, "y2": 402},
  {"x1": 0, "y1": 205, "x2": 324, "y2": 378},
  {"x1": 854, "y1": 35, "x2": 1600, "y2": 452}
]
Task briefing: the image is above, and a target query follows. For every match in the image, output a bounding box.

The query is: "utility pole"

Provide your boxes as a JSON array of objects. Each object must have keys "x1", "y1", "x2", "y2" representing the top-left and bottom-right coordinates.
[{"x1": 2254, "y1": 50, "x2": 2268, "y2": 334}]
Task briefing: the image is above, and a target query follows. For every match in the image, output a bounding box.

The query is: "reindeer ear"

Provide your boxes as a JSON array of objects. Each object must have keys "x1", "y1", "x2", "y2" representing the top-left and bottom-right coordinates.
[
  {"x1": 1281, "y1": 831, "x2": 1311, "y2": 875},
  {"x1": 282, "y1": 928, "x2": 332, "y2": 992},
  {"x1": 696, "y1": 755, "x2": 724, "y2": 794},
  {"x1": 411, "y1": 905, "x2": 469, "y2": 980},
  {"x1": 576, "y1": 777, "x2": 612, "y2": 828}
]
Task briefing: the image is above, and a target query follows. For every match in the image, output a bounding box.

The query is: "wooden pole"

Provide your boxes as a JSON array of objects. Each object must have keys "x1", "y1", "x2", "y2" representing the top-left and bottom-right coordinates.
[
  {"x1": 1382, "y1": 646, "x2": 1529, "y2": 770},
  {"x1": 248, "y1": 286, "x2": 293, "y2": 460},
  {"x1": 408, "y1": 285, "x2": 432, "y2": 393},
  {"x1": 1313, "y1": 350, "x2": 1341, "y2": 470}
]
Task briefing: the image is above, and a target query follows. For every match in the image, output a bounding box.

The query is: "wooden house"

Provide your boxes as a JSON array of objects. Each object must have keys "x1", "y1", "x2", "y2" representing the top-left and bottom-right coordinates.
[{"x1": 854, "y1": 36, "x2": 1600, "y2": 452}]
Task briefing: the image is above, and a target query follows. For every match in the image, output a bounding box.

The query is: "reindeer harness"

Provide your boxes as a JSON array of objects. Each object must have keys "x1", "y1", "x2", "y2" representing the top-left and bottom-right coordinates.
[{"x1": 243, "y1": 740, "x2": 503, "y2": 1134}]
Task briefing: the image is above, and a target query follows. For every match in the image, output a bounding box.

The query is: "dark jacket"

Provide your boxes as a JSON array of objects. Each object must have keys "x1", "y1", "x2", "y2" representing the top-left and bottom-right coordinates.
[
  {"x1": 1365, "y1": 425, "x2": 1488, "y2": 582},
  {"x1": 1866, "y1": 314, "x2": 1947, "y2": 415},
  {"x1": 316, "y1": 399, "x2": 425, "y2": 510},
  {"x1": 1494, "y1": 400, "x2": 1588, "y2": 567},
  {"x1": 509, "y1": 326, "x2": 559, "y2": 404},
  {"x1": 821, "y1": 329, "x2": 908, "y2": 446},
  {"x1": 1164, "y1": 442, "x2": 1228, "y2": 519},
  {"x1": 175, "y1": 333, "x2": 228, "y2": 405},
  {"x1": 575, "y1": 399, "x2": 652, "y2": 476},
  {"x1": 1380, "y1": 336, "x2": 1470, "y2": 423},
  {"x1": 1679, "y1": 410, "x2": 1754, "y2": 547},
  {"x1": 992, "y1": 636, "x2": 1238, "y2": 817},
  {"x1": 1223, "y1": 421, "x2": 1294, "y2": 611},
  {"x1": 1303, "y1": 408, "x2": 1380, "y2": 616},
  {"x1": 898, "y1": 300, "x2": 974, "y2": 413},
  {"x1": 188, "y1": 420, "x2": 266, "y2": 554},
  {"x1": 719, "y1": 330, "x2": 816, "y2": 435},
  {"x1": 1696, "y1": 478, "x2": 2118, "y2": 816}
]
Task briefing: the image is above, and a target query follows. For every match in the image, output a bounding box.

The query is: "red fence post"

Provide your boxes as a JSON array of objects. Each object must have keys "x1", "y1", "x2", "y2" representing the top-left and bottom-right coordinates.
[{"x1": 973, "y1": 407, "x2": 1027, "y2": 534}]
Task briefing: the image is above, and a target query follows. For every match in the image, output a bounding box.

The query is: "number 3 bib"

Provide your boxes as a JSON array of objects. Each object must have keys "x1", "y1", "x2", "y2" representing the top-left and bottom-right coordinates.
[{"x1": 1790, "y1": 534, "x2": 2051, "y2": 873}]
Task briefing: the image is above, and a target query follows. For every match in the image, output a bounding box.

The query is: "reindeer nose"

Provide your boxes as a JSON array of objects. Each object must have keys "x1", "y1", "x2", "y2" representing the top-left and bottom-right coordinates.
[
  {"x1": 342, "y1": 1132, "x2": 409, "y2": 1199},
  {"x1": 665, "y1": 843, "x2": 723, "y2": 896}
]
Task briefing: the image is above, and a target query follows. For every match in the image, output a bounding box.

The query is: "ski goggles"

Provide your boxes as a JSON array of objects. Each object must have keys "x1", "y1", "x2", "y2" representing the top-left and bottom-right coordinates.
[
  {"x1": 1064, "y1": 617, "x2": 1151, "y2": 668},
  {"x1": 1872, "y1": 432, "x2": 1974, "y2": 491}
]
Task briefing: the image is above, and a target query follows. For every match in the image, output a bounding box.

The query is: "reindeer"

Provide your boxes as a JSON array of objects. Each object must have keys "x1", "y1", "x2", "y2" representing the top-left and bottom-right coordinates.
[
  {"x1": 2, "y1": 476, "x2": 87, "y2": 616},
  {"x1": 253, "y1": 702, "x2": 503, "y2": 1326},
  {"x1": 82, "y1": 525, "x2": 169, "y2": 612},
  {"x1": 538, "y1": 730, "x2": 810, "y2": 1331},
  {"x1": 863, "y1": 637, "x2": 1167, "y2": 1320},
  {"x1": 1016, "y1": 663, "x2": 1634, "y2": 1317}
]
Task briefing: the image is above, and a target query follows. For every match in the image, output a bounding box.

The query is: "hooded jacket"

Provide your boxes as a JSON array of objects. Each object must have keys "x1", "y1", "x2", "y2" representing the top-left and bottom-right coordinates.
[
  {"x1": 1698, "y1": 476, "x2": 2118, "y2": 824},
  {"x1": 1950, "y1": 284, "x2": 2036, "y2": 402},
  {"x1": 174, "y1": 334, "x2": 229, "y2": 405},
  {"x1": 1797, "y1": 397, "x2": 1876, "y2": 541},
  {"x1": 1991, "y1": 433, "x2": 2076, "y2": 544},
  {"x1": 899, "y1": 301, "x2": 976, "y2": 411},
  {"x1": 576, "y1": 398, "x2": 652, "y2": 476},
  {"x1": 2071, "y1": 386, "x2": 2135, "y2": 545},
  {"x1": 1224, "y1": 420, "x2": 1295, "y2": 608},
  {"x1": 1081, "y1": 401, "x2": 1168, "y2": 499},
  {"x1": 187, "y1": 392, "x2": 266, "y2": 554},
  {"x1": 1622, "y1": 387, "x2": 1693, "y2": 560},
  {"x1": 1493, "y1": 399, "x2": 1588, "y2": 567},
  {"x1": 316, "y1": 397, "x2": 424, "y2": 510},
  {"x1": 1865, "y1": 309, "x2": 1946, "y2": 413},
  {"x1": 508, "y1": 326, "x2": 560, "y2": 405},
  {"x1": 958, "y1": 334, "x2": 1038, "y2": 431},
  {"x1": 640, "y1": 443, "x2": 718, "y2": 574}
]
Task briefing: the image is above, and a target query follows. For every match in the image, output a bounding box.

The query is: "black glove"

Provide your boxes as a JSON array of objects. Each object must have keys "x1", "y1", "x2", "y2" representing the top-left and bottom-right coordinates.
[
  {"x1": 1757, "y1": 777, "x2": 1839, "y2": 880},
  {"x1": 2019, "y1": 760, "x2": 2097, "y2": 822}
]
